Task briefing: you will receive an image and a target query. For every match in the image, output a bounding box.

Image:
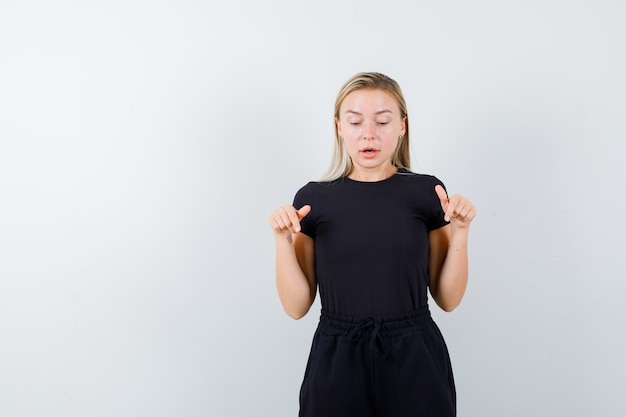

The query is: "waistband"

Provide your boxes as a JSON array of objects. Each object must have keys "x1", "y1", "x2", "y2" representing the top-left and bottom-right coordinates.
[
  {"x1": 319, "y1": 306, "x2": 432, "y2": 339},
  {"x1": 318, "y1": 307, "x2": 432, "y2": 358}
]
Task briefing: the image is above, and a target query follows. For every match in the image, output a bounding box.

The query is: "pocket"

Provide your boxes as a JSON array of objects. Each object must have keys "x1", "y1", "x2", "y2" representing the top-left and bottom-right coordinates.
[
  {"x1": 427, "y1": 321, "x2": 456, "y2": 393},
  {"x1": 301, "y1": 327, "x2": 322, "y2": 387}
]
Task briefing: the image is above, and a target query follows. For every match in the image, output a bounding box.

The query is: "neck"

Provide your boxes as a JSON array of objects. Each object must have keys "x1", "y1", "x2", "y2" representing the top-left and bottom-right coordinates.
[{"x1": 348, "y1": 164, "x2": 398, "y2": 182}]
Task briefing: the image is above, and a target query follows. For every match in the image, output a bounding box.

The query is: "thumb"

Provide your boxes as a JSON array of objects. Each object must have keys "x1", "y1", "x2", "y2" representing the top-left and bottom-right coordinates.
[
  {"x1": 435, "y1": 185, "x2": 448, "y2": 205},
  {"x1": 435, "y1": 185, "x2": 450, "y2": 221},
  {"x1": 435, "y1": 185, "x2": 452, "y2": 222},
  {"x1": 297, "y1": 205, "x2": 311, "y2": 219}
]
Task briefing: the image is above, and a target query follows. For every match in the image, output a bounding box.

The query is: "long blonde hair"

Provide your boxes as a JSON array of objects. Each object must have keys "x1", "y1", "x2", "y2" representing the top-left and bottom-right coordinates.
[{"x1": 320, "y1": 72, "x2": 410, "y2": 182}]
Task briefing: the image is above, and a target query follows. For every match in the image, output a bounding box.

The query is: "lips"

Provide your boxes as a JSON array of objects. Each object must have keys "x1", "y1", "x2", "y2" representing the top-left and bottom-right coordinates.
[
  {"x1": 360, "y1": 147, "x2": 379, "y2": 153},
  {"x1": 359, "y1": 147, "x2": 380, "y2": 158}
]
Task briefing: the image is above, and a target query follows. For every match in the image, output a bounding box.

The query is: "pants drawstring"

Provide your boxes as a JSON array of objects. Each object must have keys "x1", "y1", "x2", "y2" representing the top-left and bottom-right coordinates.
[{"x1": 349, "y1": 317, "x2": 386, "y2": 358}]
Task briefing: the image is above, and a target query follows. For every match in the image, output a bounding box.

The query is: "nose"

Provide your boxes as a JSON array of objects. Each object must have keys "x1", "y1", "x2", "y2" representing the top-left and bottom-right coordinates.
[{"x1": 362, "y1": 121, "x2": 375, "y2": 140}]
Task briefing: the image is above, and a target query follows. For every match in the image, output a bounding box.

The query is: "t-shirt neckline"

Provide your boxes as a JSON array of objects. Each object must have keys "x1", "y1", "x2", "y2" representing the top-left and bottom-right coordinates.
[{"x1": 343, "y1": 167, "x2": 408, "y2": 184}]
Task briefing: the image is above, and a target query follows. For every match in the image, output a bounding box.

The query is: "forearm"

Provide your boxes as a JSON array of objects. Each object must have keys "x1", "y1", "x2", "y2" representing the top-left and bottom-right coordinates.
[
  {"x1": 432, "y1": 229, "x2": 469, "y2": 312},
  {"x1": 274, "y1": 232, "x2": 315, "y2": 319}
]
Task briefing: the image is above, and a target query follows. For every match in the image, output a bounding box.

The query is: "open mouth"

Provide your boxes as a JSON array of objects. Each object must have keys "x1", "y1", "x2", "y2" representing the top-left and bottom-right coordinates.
[{"x1": 360, "y1": 147, "x2": 379, "y2": 154}]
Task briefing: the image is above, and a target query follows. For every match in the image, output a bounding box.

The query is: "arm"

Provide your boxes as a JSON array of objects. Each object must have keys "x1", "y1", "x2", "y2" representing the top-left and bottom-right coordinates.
[
  {"x1": 428, "y1": 224, "x2": 469, "y2": 312},
  {"x1": 269, "y1": 205, "x2": 317, "y2": 319},
  {"x1": 428, "y1": 185, "x2": 476, "y2": 312}
]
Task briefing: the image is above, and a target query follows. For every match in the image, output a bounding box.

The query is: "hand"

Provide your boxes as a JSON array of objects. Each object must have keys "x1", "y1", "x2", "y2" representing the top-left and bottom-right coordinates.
[
  {"x1": 268, "y1": 205, "x2": 311, "y2": 235},
  {"x1": 435, "y1": 185, "x2": 476, "y2": 228}
]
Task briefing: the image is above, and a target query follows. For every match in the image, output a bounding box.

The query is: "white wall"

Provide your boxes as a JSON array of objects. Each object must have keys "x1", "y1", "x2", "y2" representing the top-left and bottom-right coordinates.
[{"x1": 1, "y1": 1, "x2": 624, "y2": 416}]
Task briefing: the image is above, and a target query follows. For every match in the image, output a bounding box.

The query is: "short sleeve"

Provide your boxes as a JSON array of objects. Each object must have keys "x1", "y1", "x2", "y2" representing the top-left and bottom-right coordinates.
[
  {"x1": 427, "y1": 176, "x2": 450, "y2": 231},
  {"x1": 292, "y1": 182, "x2": 315, "y2": 238}
]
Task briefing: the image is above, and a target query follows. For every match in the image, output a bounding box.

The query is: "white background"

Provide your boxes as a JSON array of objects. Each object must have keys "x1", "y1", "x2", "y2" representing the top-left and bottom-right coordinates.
[{"x1": 1, "y1": 1, "x2": 625, "y2": 416}]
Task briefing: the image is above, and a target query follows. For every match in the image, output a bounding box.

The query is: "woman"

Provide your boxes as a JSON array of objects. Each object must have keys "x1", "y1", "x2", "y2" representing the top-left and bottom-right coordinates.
[{"x1": 268, "y1": 72, "x2": 476, "y2": 417}]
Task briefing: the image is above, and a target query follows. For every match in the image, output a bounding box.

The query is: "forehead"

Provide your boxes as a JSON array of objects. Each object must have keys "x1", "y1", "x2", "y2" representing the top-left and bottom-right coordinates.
[{"x1": 340, "y1": 88, "x2": 399, "y2": 114}]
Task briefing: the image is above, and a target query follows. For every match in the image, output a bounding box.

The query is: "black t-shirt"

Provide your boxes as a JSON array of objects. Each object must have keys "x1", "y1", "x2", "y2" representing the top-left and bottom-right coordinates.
[{"x1": 293, "y1": 168, "x2": 448, "y2": 318}]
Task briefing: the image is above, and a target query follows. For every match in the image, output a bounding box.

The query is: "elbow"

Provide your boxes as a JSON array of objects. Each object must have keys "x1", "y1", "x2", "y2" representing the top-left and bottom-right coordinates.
[
  {"x1": 284, "y1": 306, "x2": 310, "y2": 320},
  {"x1": 287, "y1": 311, "x2": 306, "y2": 320},
  {"x1": 278, "y1": 287, "x2": 316, "y2": 320},
  {"x1": 431, "y1": 283, "x2": 466, "y2": 313},
  {"x1": 440, "y1": 304, "x2": 458, "y2": 313},
  {"x1": 436, "y1": 298, "x2": 461, "y2": 313},
  {"x1": 281, "y1": 298, "x2": 313, "y2": 320}
]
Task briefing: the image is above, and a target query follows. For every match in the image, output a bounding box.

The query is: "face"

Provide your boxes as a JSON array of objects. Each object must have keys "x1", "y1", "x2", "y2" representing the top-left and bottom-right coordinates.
[{"x1": 336, "y1": 88, "x2": 406, "y2": 176}]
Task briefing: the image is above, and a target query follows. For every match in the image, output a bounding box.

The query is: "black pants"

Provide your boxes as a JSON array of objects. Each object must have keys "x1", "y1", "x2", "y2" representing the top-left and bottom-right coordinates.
[{"x1": 299, "y1": 307, "x2": 456, "y2": 417}]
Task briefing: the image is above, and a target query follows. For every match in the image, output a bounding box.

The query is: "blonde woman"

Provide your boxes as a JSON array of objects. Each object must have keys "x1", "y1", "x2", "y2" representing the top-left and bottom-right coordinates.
[{"x1": 268, "y1": 72, "x2": 476, "y2": 417}]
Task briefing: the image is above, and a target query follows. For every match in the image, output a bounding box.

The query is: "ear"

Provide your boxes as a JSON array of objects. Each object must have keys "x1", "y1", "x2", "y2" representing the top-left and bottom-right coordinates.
[
  {"x1": 400, "y1": 117, "x2": 407, "y2": 136},
  {"x1": 335, "y1": 117, "x2": 342, "y2": 137}
]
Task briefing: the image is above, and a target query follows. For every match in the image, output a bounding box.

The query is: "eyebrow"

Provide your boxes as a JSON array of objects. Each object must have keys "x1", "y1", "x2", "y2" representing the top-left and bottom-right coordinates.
[{"x1": 344, "y1": 109, "x2": 394, "y2": 116}]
